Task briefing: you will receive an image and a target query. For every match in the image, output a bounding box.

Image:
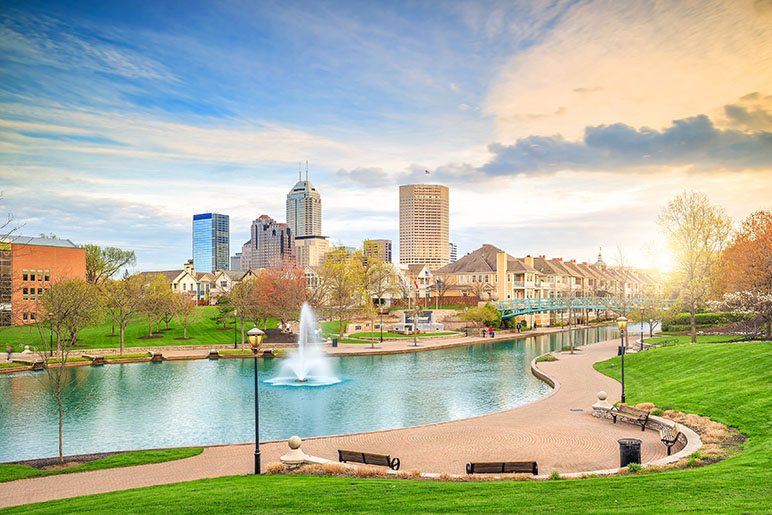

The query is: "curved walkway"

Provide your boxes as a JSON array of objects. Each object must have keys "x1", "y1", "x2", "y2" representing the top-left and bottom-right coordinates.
[{"x1": 0, "y1": 337, "x2": 667, "y2": 509}]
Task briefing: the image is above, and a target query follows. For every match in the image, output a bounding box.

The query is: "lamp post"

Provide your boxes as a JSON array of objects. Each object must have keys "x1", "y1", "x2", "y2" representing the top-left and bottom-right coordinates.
[
  {"x1": 639, "y1": 306, "x2": 645, "y2": 352},
  {"x1": 233, "y1": 310, "x2": 238, "y2": 349},
  {"x1": 617, "y1": 315, "x2": 628, "y2": 403},
  {"x1": 379, "y1": 303, "x2": 384, "y2": 344},
  {"x1": 247, "y1": 326, "x2": 265, "y2": 475}
]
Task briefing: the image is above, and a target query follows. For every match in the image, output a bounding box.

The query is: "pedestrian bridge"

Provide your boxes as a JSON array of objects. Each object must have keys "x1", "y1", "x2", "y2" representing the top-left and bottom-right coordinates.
[{"x1": 492, "y1": 297, "x2": 672, "y2": 319}]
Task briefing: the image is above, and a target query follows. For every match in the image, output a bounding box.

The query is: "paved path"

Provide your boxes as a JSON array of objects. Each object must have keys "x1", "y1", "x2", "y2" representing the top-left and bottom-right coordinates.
[{"x1": 0, "y1": 336, "x2": 666, "y2": 509}]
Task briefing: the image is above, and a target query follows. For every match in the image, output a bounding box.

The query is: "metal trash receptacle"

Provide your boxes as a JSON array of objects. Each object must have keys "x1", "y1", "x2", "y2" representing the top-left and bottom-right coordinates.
[
  {"x1": 618, "y1": 438, "x2": 642, "y2": 467},
  {"x1": 331, "y1": 338, "x2": 338, "y2": 348}
]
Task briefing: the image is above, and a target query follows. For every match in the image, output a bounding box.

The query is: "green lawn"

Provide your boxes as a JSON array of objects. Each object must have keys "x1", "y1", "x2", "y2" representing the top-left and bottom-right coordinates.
[
  {"x1": 0, "y1": 448, "x2": 202, "y2": 483},
  {"x1": 7, "y1": 342, "x2": 772, "y2": 513},
  {"x1": 645, "y1": 334, "x2": 746, "y2": 346},
  {"x1": 349, "y1": 331, "x2": 459, "y2": 339},
  {"x1": 320, "y1": 320, "x2": 347, "y2": 335},
  {"x1": 0, "y1": 308, "x2": 279, "y2": 352}
]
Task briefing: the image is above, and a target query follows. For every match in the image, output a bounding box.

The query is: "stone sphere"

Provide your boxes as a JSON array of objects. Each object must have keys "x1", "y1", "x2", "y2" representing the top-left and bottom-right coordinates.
[
  {"x1": 597, "y1": 391, "x2": 608, "y2": 401},
  {"x1": 491, "y1": 292, "x2": 500, "y2": 301},
  {"x1": 480, "y1": 292, "x2": 490, "y2": 301},
  {"x1": 288, "y1": 435, "x2": 302, "y2": 449}
]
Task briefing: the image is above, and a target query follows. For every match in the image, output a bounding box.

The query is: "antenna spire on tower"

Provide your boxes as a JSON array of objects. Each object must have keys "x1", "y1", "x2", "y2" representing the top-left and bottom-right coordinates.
[{"x1": 305, "y1": 160, "x2": 309, "y2": 181}]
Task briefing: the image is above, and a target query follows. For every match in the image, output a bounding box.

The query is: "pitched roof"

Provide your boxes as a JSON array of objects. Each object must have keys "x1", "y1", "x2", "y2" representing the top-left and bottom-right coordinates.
[
  {"x1": 222, "y1": 270, "x2": 247, "y2": 281},
  {"x1": 532, "y1": 256, "x2": 562, "y2": 275},
  {"x1": 438, "y1": 244, "x2": 538, "y2": 274},
  {"x1": 138, "y1": 270, "x2": 183, "y2": 282}
]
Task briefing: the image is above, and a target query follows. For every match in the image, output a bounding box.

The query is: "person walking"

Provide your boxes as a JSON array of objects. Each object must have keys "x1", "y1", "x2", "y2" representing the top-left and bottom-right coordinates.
[{"x1": 5, "y1": 344, "x2": 11, "y2": 362}]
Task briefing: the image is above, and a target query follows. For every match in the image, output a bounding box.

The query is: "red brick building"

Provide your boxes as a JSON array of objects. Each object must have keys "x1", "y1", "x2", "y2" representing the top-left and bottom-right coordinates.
[{"x1": 0, "y1": 236, "x2": 86, "y2": 326}]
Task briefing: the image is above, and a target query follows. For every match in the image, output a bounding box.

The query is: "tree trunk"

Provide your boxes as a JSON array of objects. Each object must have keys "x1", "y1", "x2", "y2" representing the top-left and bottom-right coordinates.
[
  {"x1": 148, "y1": 318, "x2": 153, "y2": 337},
  {"x1": 690, "y1": 301, "x2": 697, "y2": 344},
  {"x1": 58, "y1": 402, "x2": 64, "y2": 463},
  {"x1": 120, "y1": 325, "x2": 125, "y2": 355},
  {"x1": 184, "y1": 324, "x2": 187, "y2": 339},
  {"x1": 111, "y1": 319, "x2": 116, "y2": 336},
  {"x1": 371, "y1": 312, "x2": 375, "y2": 349},
  {"x1": 240, "y1": 317, "x2": 245, "y2": 345}
]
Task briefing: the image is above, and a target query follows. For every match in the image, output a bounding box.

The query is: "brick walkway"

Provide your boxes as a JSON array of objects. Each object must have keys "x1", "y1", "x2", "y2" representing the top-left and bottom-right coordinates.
[{"x1": 0, "y1": 336, "x2": 666, "y2": 509}]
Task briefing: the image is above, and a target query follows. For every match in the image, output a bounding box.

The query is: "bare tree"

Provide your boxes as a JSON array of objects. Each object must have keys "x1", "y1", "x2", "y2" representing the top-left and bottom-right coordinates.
[
  {"x1": 658, "y1": 191, "x2": 733, "y2": 343},
  {"x1": 102, "y1": 274, "x2": 145, "y2": 355},
  {"x1": 83, "y1": 244, "x2": 137, "y2": 285},
  {"x1": 174, "y1": 293, "x2": 200, "y2": 339},
  {"x1": 38, "y1": 279, "x2": 101, "y2": 354},
  {"x1": 140, "y1": 274, "x2": 175, "y2": 338},
  {"x1": 433, "y1": 276, "x2": 457, "y2": 307},
  {"x1": 364, "y1": 259, "x2": 399, "y2": 348}
]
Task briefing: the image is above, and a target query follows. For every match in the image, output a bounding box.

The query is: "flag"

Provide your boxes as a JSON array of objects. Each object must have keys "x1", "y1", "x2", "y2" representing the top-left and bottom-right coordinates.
[
  {"x1": 413, "y1": 280, "x2": 418, "y2": 289},
  {"x1": 425, "y1": 170, "x2": 430, "y2": 175}
]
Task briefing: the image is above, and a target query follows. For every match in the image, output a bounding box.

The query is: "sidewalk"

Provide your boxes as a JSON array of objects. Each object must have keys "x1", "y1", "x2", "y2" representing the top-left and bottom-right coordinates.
[{"x1": 0, "y1": 335, "x2": 665, "y2": 509}]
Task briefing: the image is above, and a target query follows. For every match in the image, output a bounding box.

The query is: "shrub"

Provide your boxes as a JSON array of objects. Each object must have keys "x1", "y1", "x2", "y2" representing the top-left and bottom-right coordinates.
[
  {"x1": 627, "y1": 463, "x2": 642, "y2": 473},
  {"x1": 536, "y1": 355, "x2": 557, "y2": 362},
  {"x1": 266, "y1": 462, "x2": 285, "y2": 474},
  {"x1": 549, "y1": 471, "x2": 561, "y2": 480}
]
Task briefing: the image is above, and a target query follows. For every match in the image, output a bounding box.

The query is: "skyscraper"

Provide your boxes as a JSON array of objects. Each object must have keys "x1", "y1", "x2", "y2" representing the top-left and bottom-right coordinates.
[
  {"x1": 364, "y1": 239, "x2": 392, "y2": 262},
  {"x1": 286, "y1": 167, "x2": 322, "y2": 237},
  {"x1": 399, "y1": 184, "x2": 449, "y2": 270},
  {"x1": 192, "y1": 213, "x2": 229, "y2": 273},
  {"x1": 242, "y1": 215, "x2": 294, "y2": 269},
  {"x1": 449, "y1": 242, "x2": 458, "y2": 263}
]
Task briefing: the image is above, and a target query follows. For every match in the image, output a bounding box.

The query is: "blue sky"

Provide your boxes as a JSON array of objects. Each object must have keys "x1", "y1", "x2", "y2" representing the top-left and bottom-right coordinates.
[{"x1": 1, "y1": 0, "x2": 771, "y2": 271}]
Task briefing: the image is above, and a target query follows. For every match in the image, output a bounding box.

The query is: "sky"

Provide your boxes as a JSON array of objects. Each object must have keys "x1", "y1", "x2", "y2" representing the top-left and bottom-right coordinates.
[{"x1": 1, "y1": 0, "x2": 771, "y2": 272}]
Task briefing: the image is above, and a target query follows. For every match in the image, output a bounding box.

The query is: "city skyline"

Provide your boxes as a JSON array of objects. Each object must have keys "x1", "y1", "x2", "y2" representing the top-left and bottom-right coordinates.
[{"x1": 2, "y1": 0, "x2": 771, "y2": 272}]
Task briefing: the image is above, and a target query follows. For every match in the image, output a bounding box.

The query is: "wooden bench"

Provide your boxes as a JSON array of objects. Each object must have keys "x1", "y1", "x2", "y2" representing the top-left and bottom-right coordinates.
[
  {"x1": 148, "y1": 351, "x2": 164, "y2": 362},
  {"x1": 337, "y1": 449, "x2": 400, "y2": 470},
  {"x1": 466, "y1": 461, "x2": 538, "y2": 475},
  {"x1": 609, "y1": 405, "x2": 650, "y2": 431},
  {"x1": 660, "y1": 423, "x2": 682, "y2": 455}
]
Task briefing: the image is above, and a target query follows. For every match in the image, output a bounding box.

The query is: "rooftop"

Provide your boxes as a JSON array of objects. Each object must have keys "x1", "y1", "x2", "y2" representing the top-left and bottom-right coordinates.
[{"x1": 2, "y1": 235, "x2": 80, "y2": 249}]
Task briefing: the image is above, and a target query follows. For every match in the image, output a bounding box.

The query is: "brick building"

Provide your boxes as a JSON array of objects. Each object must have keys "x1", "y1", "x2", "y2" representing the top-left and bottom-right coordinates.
[{"x1": 0, "y1": 236, "x2": 86, "y2": 326}]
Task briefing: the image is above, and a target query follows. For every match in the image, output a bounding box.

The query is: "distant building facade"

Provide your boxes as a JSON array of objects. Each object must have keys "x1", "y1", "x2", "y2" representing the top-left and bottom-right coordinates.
[
  {"x1": 449, "y1": 242, "x2": 457, "y2": 263},
  {"x1": 230, "y1": 252, "x2": 242, "y2": 271},
  {"x1": 294, "y1": 235, "x2": 330, "y2": 267},
  {"x1": 364, "y1": 239, "x2": 392, "y2": 263},
  {"x1": 399, "y1": 184, "x2": 449, "y2": 270},
  {"x1": 286, "y1": 169, "x2": 322, "y2": 237},
  {"x1": 192, "y1": 213, "x2": 230, "y2": 273},
  {"x1": 0, "y1": 235, "x2": 87, "y2": 326},
  {"x1": 242, "y1": 215, "x2": 295, "y2": 269}
]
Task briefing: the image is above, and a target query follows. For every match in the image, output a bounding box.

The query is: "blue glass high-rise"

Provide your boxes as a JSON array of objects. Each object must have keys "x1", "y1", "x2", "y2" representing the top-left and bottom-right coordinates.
[{"x1": 192, "y1": 213, "x2": 230, "y2": 273}]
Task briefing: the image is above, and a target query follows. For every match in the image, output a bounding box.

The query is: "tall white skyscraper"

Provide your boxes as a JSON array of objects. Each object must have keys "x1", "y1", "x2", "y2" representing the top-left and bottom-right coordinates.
[
  {"x1": 399, "y1": 184, "x2": 449, "y2": 270},
  {"x1": 286, "y1": 167, "x2": 322, "y2": 237}
]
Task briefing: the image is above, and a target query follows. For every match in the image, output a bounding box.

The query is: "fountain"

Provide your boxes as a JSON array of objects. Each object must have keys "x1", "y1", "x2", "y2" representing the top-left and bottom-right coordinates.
[{"x1": 264, "y1": 303, "x2": 342, "y2": 387}]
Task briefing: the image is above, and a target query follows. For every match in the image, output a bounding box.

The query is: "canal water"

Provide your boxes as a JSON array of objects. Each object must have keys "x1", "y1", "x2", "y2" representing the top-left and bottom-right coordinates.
[{"x1": 0, "y1": 326, "x2": 619, "y2": 462}]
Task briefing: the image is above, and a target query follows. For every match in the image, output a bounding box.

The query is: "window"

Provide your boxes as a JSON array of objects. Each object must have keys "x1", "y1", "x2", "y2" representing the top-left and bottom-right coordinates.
[
  {"x1": 38, "y1": 288, "x2": 43, "y2": 296},
  {"x1": 38, "y1": 270, "x2": 43, "y2": 281},
  {"x1": 23, "y1": 287, "x2": 28, "y2": 300},
  {"x1": 221, "y1": 281, "x2": 227, "y2": 287},
  {"x1": 22, "y1": 269, "x2": 28, "y2": 281},
  {"x1": 30, "y1": 270, "x2": 36, "y2": 281},
  {"x1": 23, "y1": 313, "x2": 28, "y2": 321},
  {"x1": 30, "y1": 313, "x2": 36, "y2": 321},
  {"x1": 44, "y1": 270, "x2": 50, "y2": 281},
  {"x1": 182, "y1": 283, "x2": 186, "y2": 291},
  {"x1": 30, "y1": 289, "x2": 36, "y2": 300}
]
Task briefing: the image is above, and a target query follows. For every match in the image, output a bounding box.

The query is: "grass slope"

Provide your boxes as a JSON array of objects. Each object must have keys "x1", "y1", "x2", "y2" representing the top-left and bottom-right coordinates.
[
  {"x1": 0, "y1": 448, "x2": 203, "y2": 483},
  {"x1": 0, "y1": 308, "x2": 278, "y2": 351},
  {"x1": 8, "y1": 342, "x2": 772, "y2": 513}
]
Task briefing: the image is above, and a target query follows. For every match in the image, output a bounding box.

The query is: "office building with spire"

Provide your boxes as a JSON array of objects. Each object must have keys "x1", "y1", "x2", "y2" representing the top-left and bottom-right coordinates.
[
  {"x1": 399, "y1": 184, "x2": 450, "y2": 270},
  {"x1": 287, "y1": 164, "x2": 329, "y2": 267}
]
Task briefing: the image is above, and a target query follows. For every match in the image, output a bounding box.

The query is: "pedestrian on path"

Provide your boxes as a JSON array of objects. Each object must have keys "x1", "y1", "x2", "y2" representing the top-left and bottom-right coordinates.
[{"x1": 5, "y1": 345, "x2": 11, "y2": 362}]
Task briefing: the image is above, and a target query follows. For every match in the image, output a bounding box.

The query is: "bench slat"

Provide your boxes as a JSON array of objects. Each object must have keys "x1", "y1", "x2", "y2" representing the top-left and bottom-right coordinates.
[
  {"x1": 338, "y1": 449, "x2": 399, "y2": 470},
  {"x1": 466, "y1": 461, "x2": 538, "y2": 475}
]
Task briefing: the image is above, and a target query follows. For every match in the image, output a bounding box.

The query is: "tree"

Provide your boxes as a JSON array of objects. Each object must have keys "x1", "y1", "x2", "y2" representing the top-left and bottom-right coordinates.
[
  {"x1": 102, "y1": 275, "x2": 145, "y2": 355},
  {"x1": 140, "y1": 274, "x2": 175, "y2": 338},
  {"x1": 34, "y1": 340, "x2": 104, "y2": 463},
  {"x1": 657, "y1": 191, "x2": 733, "y2": 343},
  {"x1": 363, "y1": 259, "x2": 399, "y2": 348},
  {"x1": 433, "y1": 276, "x2": 457, "y2": 307},
  {"x1": 459, "y1": 304, "x2": 500, "y2": 329},
  {"x1": 710, "y1": 290, "x2": 772, "y2": 339},
  {"x1": 262, "y1": 267, "x2": 308, "y2": 331},
  {"x1": 174, "y1": 294, "x2": 200, "y2": 339},
  {"x1": 212, "y1": 295, "x2": 234, "y2": 329},
  {"x1": 317, "y1": 248, "x2": 366, "y2": 338},
  {"x1": 38, "y1": 278, "x2": 101, "y2": 354},
  {"x1": 83, "y1": 244, "x2": 137, "y2": 285},
  {"x1": 718, "y1": 210, "x2": 772, "y2": 294},
  {"x1": 230, "y1": 279, "x2": 270, "y2": 345}
]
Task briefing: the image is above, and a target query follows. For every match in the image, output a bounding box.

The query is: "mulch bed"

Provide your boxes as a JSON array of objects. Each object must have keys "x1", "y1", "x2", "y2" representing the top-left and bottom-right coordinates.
[
  {"x1": 216, "y1": 327, "x2": 234, "y2": 331},
  {"x1": 173, "y1": 337, "x2": 194, "y2": 341},
  {"x1": 264, "y1": 328, "x2": 298, "y2": 344},
  {"x1": 6, "y1": 451, "x2": 121, "y2": 470},
  {"x1": 137, "y1": 335, "x2": 164, "y2": 340}
]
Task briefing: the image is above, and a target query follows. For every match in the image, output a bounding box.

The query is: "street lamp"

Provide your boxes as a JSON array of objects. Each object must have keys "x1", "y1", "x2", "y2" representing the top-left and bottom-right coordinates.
[
  {"x1": 379, "y1": 302, "x2": 385, "y2": 344},
  {"x1": 233, "y1": 310, "x2": 238, "y2": 349},
  {"x1": 639, "y1": 306, "x2": 645, "y2": 352},
  {"x1": 616, "y1": 315, "x2": 628, "y2": 403},
  {"x1": 247, "y1": 326, "x2": 265, "y2": 475}
]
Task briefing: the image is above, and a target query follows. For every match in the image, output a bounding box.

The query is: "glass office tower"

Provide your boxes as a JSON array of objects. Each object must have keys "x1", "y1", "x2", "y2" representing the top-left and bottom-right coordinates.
[{"x1": 192, "y1": 213, "x2": 230, "y2": 273}]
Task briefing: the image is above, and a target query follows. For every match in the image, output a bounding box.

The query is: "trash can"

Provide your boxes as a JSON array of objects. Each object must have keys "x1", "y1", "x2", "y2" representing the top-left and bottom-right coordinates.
[
  {"x1": 331, "y1": 338, "x2": 338, "y2": 348},
  {"x1": 618, "y1": 438, "x2": 642, "y2": 467}
]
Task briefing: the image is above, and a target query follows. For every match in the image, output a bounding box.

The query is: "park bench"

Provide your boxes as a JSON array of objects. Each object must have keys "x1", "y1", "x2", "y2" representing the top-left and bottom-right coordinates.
[
  {"x1": 148, "y1": 351, "x2": 164, "y2": 362},
  {"x1": 609, "y1": 405, "x2": 650, "y2": 431},
  {"x1": 337, "y1": 449, "x2": 400, "y2": 470},
  {"x1": 660, "y1": 423, "x2": 682, "y2": 455},
  {"x1": 465, "y1": 461, "x2": 539, "y2": 475},
  {"x1": 207, "y1": 350, "x2": 220, "y2": 359}
]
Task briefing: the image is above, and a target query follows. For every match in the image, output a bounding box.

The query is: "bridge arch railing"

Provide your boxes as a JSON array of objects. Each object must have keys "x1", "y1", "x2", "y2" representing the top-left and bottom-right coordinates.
[{"x1": 492, "y1": 297, "x2": 673, "y2": 318}]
